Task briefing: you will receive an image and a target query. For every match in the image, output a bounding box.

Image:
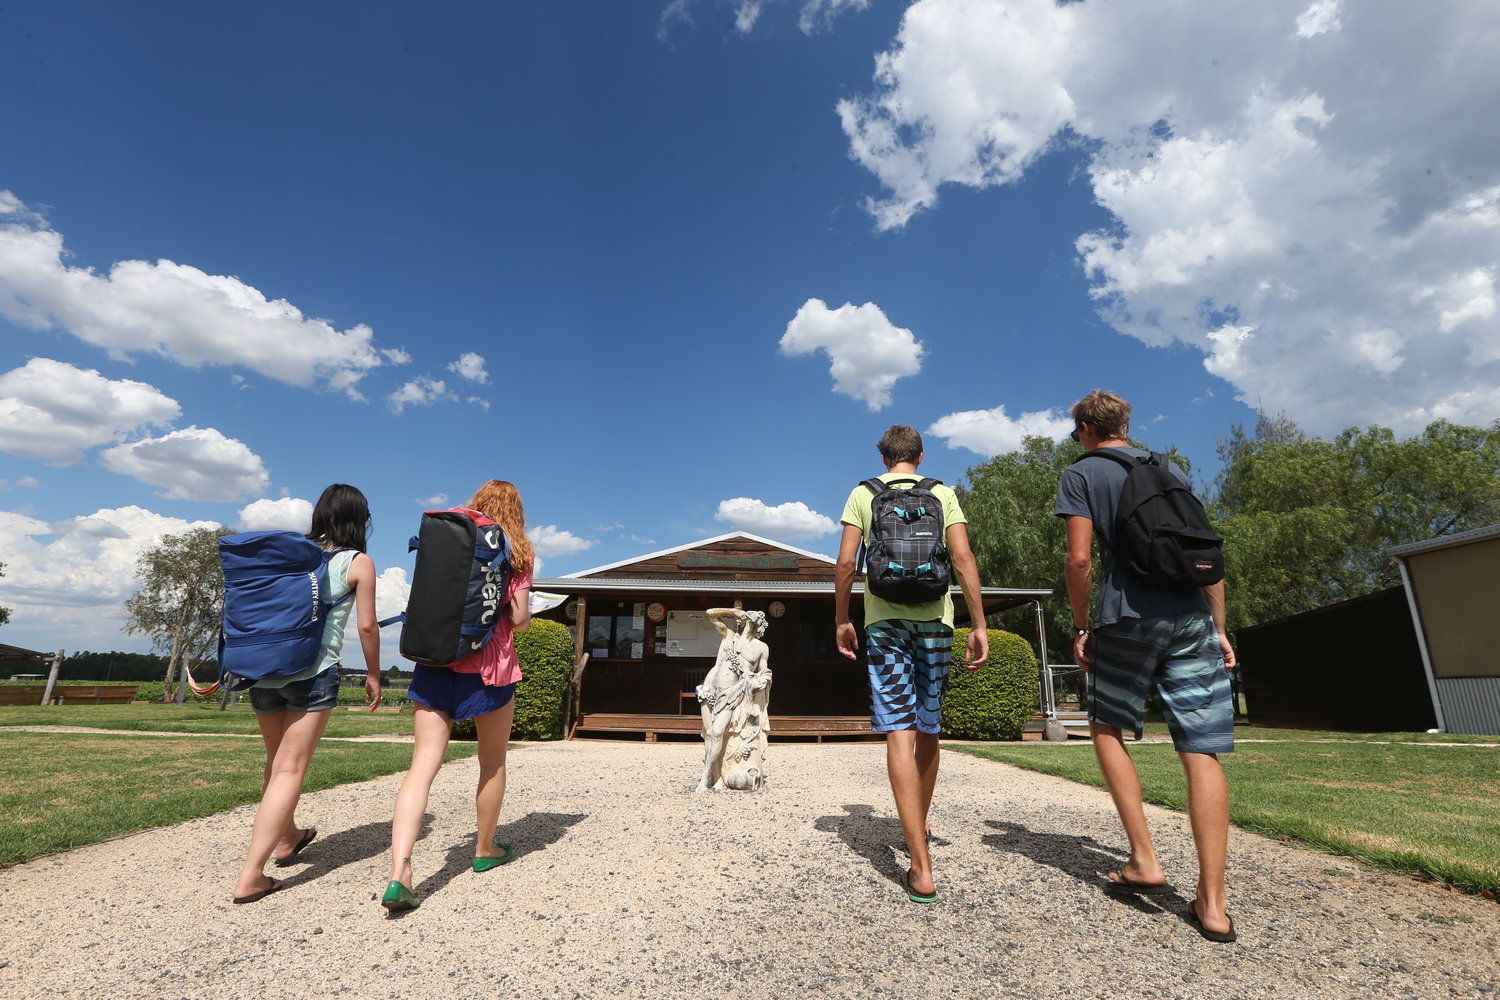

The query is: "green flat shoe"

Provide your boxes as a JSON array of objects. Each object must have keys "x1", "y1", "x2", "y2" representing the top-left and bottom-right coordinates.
[
  {"x1": 381, "y1": 880, "x2": 419, "y2": 911},
  {"x1": 472, "y1": 843, "x2": 513, "y2": 872}
]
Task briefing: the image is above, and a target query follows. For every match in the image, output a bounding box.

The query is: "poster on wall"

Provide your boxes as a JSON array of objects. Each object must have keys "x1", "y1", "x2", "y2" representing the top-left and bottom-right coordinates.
[{"x1": 662, "y1": 610, "x2": 722, "y2": 658}]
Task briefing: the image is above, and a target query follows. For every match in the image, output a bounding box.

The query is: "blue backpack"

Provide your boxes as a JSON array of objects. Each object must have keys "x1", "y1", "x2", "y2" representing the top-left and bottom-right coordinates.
[{"x1": 218, "y1": 531, "x2": 353, "y2": 691}]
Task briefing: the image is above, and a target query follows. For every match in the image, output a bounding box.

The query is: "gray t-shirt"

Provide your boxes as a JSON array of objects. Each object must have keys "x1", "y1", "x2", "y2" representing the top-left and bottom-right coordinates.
[{"x1": 1054, "y1": 447, "x2": 1209, "y2": 628}]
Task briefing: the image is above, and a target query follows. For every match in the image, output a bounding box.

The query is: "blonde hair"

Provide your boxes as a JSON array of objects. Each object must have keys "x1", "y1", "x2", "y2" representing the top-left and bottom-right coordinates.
[
  {"x1": 466, "y1": 479, "x2": 534, "y2": 574},
  {"x1": 1070, "y1": 390, "x2": 1131, "y2": 441}
]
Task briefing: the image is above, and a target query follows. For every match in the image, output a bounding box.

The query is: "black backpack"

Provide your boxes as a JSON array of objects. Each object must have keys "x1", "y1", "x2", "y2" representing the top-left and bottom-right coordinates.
[
  {"x1": 858, "y1": 476, "x2": 952, "y2": 604},
  {"x1": 1078, "y1": 449, "x2": 1224, "y2": 590},
  {"x1": 391, "y1": 508, "x2": 511, "y2": 666}
]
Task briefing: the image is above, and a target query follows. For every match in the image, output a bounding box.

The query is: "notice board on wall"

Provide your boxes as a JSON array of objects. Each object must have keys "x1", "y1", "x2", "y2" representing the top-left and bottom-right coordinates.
[{"x1": 662, "y1": 610, "x2": 722, "y2": 658}]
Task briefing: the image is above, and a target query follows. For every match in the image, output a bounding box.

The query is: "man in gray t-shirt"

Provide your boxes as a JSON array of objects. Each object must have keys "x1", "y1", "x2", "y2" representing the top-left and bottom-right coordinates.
[
  {"x1": 1055, "y1": 448, "x2": 1209, "y2": 628},
  {"x1": 1055, "y1": 390, "x2": 1239, "y2": 944}
]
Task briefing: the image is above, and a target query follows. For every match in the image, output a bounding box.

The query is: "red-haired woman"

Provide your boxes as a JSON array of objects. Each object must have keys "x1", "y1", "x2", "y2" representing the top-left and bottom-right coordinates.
[{"x1": 380, "y1": 480, "x2": 533, "y2": 911}]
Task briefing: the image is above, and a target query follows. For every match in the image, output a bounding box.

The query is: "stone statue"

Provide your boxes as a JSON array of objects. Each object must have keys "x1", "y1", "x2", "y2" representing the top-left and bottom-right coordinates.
[{"x1": 695, "y1": 607, "x2": 772, "y2": 792}]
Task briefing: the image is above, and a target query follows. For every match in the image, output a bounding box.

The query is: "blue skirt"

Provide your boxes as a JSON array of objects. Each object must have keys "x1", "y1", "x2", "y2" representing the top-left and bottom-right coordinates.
[{"x1": 408, "y1": 664, "x2": 517, "y2": 721}]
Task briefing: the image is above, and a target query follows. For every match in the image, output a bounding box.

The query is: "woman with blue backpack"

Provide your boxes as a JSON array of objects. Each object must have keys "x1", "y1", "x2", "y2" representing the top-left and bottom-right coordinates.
[
  {"x1": 380, "y1": 479, "x2": 533, "y2": 912},
  {"x1": 231, "y1": 483, "x2": 383, "y2": 904}
]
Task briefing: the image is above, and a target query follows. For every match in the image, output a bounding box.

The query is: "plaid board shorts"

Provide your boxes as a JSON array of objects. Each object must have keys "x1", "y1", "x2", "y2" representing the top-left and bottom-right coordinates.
[
  {"x1": 865, "y1": 619, "x2": 953, "y2": 734},
  {"x1": 1089, "y1": 611, "x2": 1234, "y2": 754}
]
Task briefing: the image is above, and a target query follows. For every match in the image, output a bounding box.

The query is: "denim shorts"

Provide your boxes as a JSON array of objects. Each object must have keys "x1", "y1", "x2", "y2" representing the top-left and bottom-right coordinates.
[
  {"x1": 1089, "y1": 611, "x2": 1234, "y2": 753},
  {"x1": 248, "y1": 667, "x2": 342, "y2": 715},
  {"x1": 407, "y1": 664, "x2": 517, "y2": 722},
  {"x1": 865, "y1": 619, "x2": 953, "y2": 735}
]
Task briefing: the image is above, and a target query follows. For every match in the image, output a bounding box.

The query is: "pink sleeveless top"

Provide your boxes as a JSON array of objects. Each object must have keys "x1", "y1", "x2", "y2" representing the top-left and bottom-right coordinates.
[{"x1": 447, "y1": 565, "x2": 532, "y2": 687}]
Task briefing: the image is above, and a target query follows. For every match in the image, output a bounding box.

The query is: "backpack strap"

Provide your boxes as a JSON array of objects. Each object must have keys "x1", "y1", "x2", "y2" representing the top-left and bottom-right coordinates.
[{"x1": 1076, "y1": 447, "x2": 1143, "y2": 469}]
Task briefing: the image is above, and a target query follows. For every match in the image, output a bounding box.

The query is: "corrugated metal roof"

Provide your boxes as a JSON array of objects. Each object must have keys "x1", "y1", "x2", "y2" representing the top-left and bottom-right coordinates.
[{"x1": 1387, "y1": 522, "x2": 1500, "y2": 559}]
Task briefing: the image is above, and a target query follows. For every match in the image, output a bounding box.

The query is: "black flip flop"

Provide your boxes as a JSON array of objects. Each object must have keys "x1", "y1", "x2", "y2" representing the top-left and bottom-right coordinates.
[
  {"x1": 1103, "y1": 869, "x2": 1174, "y2": 895},
  {"x1": 1187, "y1": 900, "x2": 1238, "y2": 943},
  {"x1": 232, "y1": 878, "x2": 285, "y2": 904},
  {"x1": 274, "y1": 827, "x2": 317, "y2": 867},
  {"x1": 900, "y1": 870, "x2": 938, "y2": 904}
]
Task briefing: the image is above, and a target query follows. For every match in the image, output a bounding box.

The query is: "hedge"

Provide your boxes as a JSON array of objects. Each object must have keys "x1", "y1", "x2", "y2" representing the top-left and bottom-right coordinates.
[
  {"x1": 941, "y1": 627, "x2": 1039, "y2": 740},
  {"x1": 451, "y1": 619, "x2": 574, "y2": 741}
]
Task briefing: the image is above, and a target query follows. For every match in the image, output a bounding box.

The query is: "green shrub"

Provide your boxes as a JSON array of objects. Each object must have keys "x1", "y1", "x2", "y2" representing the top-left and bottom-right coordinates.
[
  {"x1": 450, "y1": 619, "x2": 574, "y2": 741},
  {"x1": 942, "y1": 628, "x2": 1039, "y2": 740}
]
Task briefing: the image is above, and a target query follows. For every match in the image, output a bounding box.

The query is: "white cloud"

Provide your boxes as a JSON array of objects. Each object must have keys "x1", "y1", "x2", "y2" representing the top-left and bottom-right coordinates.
[
  {"x1": 658, "y1": 0, "x2": 866, "y2": 39},
  {"x1": 236, "y1": 497, "x2": 313, "y2": 532},
  {"x1": 387, "y1": 376, "x2": 455, "y2": 414},
  {"x1": 779, "y1": 298, "x2": 924, "y2": 410},
  {"x1": 799, "y1": 0, "x2": 868, "y2": 34},
  {"x1": 0, "y1": 193, "x2": 392, "y2": 398},
  {"x1": 734, "y1": 1, "x2": 764, "y2": 32},
  {"x1": 447, "y1": 352, "x2": 489, "y2": 384},
  {"x1": 0, "y1": 475, "x2": 40, "y2": 490},
  {"x1": 714, "y1": 497, "x2": 837, "y2": 539},
  {"x1": 0, "y1": 505, "x2": 223, "y2": 646},
  {"x1": 926, "y1": 405, "x2": 1073, "y2": 456},
  {"x1": 529, "y1": 524, "x2": 595, "y2": 558},
  {"x1": 467, "y1": 396, "x2": 490, "y2": 412},
  {"x1": 0, "y1": 358, "x2": 180, "y2": 464},
  {"x1": 100, "y1": 426, "x2": 269, "y2": 502},
  {"x1": 838, "y1": 0, "x2": 1500, "y2": 435},
  {"x1": 417, "y1": 494, "x2": 450, "y2": 508},
  {"x1": 334, "y1": 566, "x2": 413, "y2": 665}
]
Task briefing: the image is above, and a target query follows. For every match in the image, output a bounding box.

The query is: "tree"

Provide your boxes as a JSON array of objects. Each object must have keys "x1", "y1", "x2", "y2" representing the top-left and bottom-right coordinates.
[
  {"x1": 123, "y1": 526, "x2": 230, "y2": 703},
  {"x1": 1212, "y1": 415, "x2": 1500, "y2": 631},
  {"x1": 0, "y1": 561, "x2": 11, "y2": 627}
]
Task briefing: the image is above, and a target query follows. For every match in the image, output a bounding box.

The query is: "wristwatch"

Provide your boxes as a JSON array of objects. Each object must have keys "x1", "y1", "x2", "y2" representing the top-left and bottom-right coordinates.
[{"x1": 1074, "y1": 626, "x2": 1091, "y2": 637}]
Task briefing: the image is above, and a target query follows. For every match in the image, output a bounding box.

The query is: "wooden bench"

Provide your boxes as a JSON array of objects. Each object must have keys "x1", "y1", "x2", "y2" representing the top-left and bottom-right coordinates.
[
  {"x1": 0, "y1": 685, "x2": 48, "y2": 706},
  {"x1": 50, "y1": 684, "x2": 139, "y2": 705}
]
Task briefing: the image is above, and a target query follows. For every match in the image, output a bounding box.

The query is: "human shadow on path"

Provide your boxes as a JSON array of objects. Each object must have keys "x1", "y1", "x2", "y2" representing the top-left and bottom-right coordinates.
[
  {"x1": 814, "y1": 804, "x2": 948, "y2": 886},
  {"x1": 281, "y1": 818, "x2": 421, "y2": 887},
  {"x1": 388, "y1": 811, "x2": 588, "y2": 916},
  {"x1": 980, "y1": 819, "x2": 1180, "y2": 914}
]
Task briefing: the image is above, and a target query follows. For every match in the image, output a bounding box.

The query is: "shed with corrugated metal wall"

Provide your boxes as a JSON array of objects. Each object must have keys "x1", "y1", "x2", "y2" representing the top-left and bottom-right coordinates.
[{"x1": 1389, "y1": 523, "x2": 1500, "y2": 736}]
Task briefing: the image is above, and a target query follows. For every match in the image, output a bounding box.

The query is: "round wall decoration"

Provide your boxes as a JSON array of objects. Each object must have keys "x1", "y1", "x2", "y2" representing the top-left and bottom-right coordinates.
[
  {"x1": 768, "y1": 600, "x2": 786, "y2": 618},
  {"x1": 646, "y1": 601, "x2": 668, "y2": 623}
]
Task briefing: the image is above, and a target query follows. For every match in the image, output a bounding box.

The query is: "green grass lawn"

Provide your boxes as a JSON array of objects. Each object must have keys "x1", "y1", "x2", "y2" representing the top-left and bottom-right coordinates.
[
  {"x1": 1147, "y1": 722, "x2": 1498, "y2": 745},
  {"x1": 0, "y1": 701, "x2": 418, "y2": 738},
  {"x1": 954, "y1": 736, "x2": 1500, "y2": 897},
  {"x1": 0, "y1": 731, "x2": 476, "y2": 866}
]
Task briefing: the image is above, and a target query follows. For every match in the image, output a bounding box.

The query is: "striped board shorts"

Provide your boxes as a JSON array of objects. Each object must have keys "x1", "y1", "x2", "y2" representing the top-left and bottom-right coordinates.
[
  {"x1": 865, "y1": 619, "x2": 953, "y2": 735},
  {"x1": 1089, "y1": 611, "x2": 1234, "y2": 754}
]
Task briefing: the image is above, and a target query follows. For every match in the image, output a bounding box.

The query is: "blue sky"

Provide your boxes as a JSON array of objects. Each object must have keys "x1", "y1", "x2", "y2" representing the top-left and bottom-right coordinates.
[{"x1": 2, "y1": 1, "x2": 1496, "y2": 657}]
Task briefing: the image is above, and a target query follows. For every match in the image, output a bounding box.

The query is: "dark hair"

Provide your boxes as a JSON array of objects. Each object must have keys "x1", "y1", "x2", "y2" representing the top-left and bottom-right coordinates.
[
  {"x1": 307, "y1": 483, "x2": 370, "y2": 552},
  {"x1": 878, "y1": 425, "x2": 924, "y2": 465}
]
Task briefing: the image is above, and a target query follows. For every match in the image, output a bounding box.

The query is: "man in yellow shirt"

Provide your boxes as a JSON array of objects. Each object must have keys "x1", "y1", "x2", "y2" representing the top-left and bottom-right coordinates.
[{"x1": 834, "y1": 425, "x2": 988, "y2": 903}]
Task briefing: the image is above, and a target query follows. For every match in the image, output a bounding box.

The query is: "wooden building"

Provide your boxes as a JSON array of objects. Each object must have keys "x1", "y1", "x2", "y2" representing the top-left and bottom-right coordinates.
[{"x1": 530, "y1": 532, "x2": 1051, "y2": 740}]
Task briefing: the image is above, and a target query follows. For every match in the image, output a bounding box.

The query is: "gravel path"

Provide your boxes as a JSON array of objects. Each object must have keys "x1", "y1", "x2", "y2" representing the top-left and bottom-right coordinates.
[{"x1": 2, "y1": 741, "x2": 1495, "y2": 1000}]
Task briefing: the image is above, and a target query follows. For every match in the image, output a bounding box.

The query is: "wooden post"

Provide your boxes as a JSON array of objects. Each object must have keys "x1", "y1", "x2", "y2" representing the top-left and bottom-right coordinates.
[
  {"x1": 563, "y1": 596, "x2": 588, "y2": 738},
  {"x1": 40, "y1": 649, "x2": 64, "y2": 706}
]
